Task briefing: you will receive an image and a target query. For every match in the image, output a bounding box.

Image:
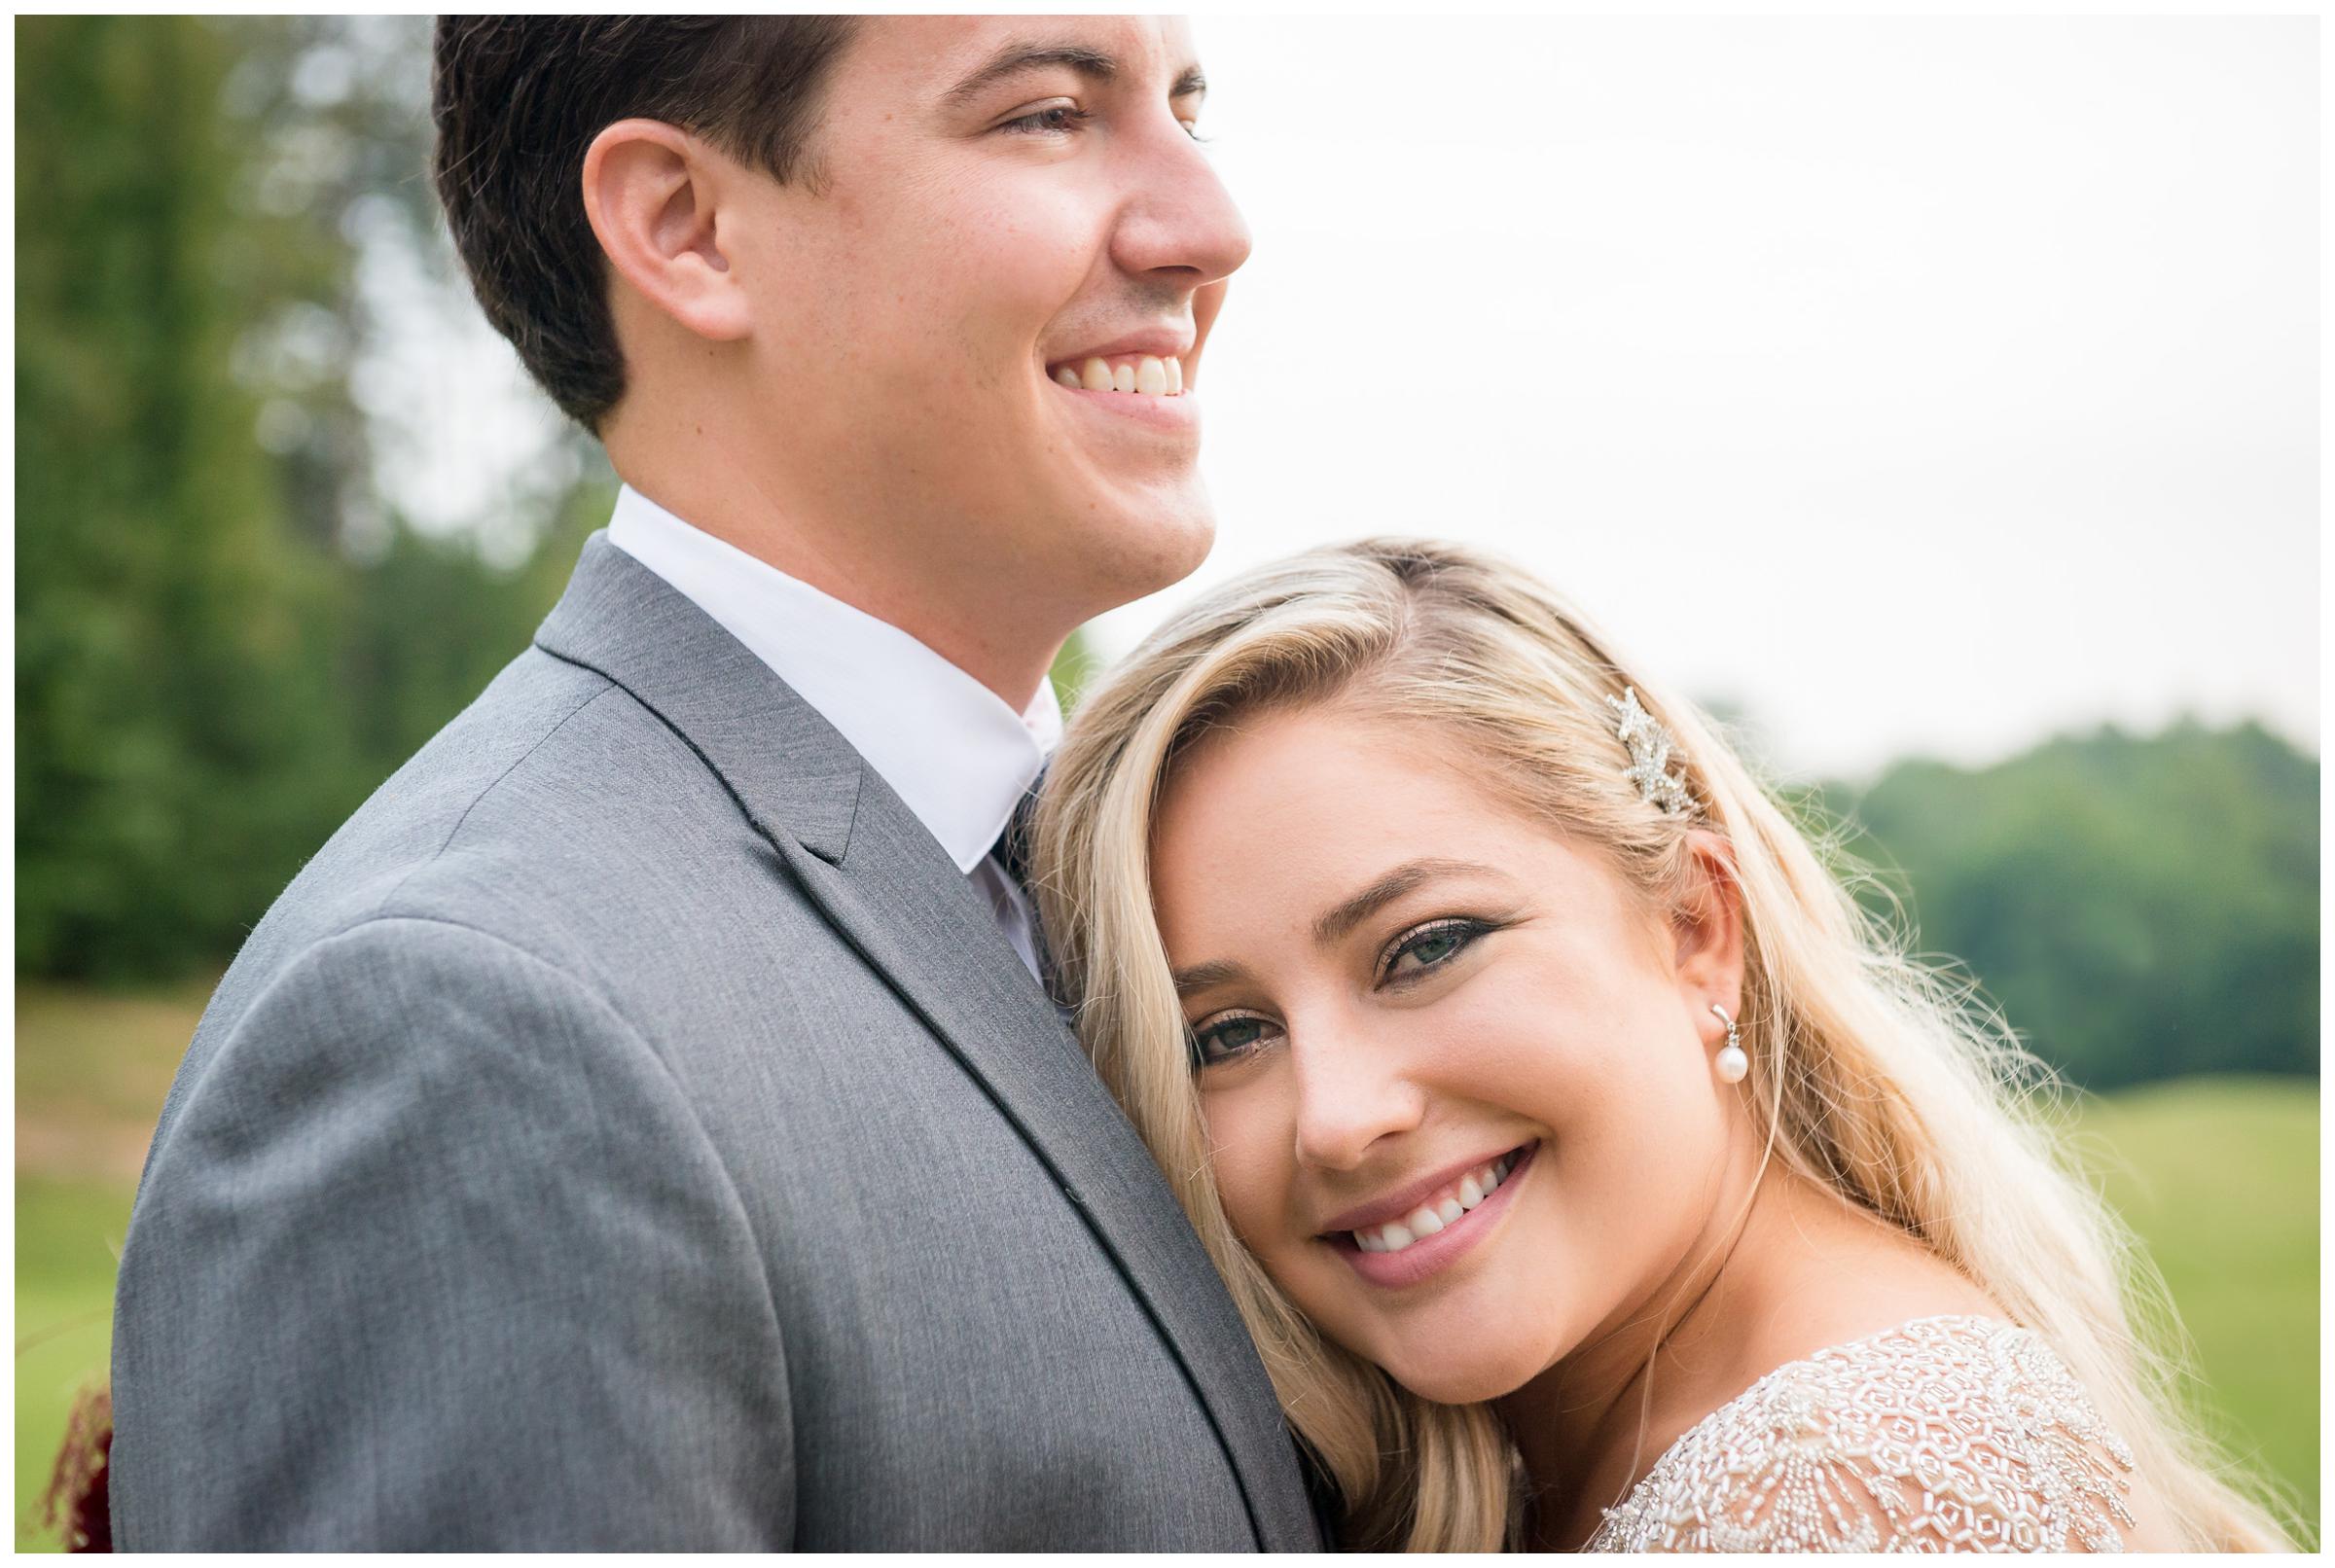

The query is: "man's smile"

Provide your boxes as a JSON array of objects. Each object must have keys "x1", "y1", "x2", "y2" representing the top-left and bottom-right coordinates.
[
  {"x1": 1050, "y1": 351, "x2": 1188, "y2": 396},
  {"x1": 1044, "y1": 326, "x2": 1196, "y2": 406}
]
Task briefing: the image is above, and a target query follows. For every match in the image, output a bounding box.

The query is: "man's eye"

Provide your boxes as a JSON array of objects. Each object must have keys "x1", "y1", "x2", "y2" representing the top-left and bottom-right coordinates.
[
  {"x1": 998, "y1": 103, "x2": 1092, "y2": 136},
  {"x1": 1188, "y1": 1012, "x2": 1280, "y2": 1069},
  {"x1": 1380, "y1": 918, "x2": 1492, "y2": 983}
]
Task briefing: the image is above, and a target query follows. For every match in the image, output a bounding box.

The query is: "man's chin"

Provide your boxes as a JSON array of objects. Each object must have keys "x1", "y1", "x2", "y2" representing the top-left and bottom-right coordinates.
[{"x1": 1079, "y1": 489, "x2": 1215, "y2": 611}]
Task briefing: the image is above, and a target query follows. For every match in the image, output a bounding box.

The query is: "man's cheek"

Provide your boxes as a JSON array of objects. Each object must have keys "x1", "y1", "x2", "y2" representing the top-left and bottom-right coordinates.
[{"x1": 946, "y1": 200, "x2": 1102, "y2": 309}]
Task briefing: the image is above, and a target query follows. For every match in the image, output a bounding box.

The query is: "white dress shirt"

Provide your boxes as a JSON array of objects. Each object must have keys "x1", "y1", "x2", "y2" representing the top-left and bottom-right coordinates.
[{"x1": 607, "y1": 485, "x2": 1060, "y2": 979}]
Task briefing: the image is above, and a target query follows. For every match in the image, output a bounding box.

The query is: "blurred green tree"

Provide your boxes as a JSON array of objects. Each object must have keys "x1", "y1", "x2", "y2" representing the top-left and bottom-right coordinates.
[
  {"x1": 17, "y1": 17, "x2": 598, "y2": 981},
  {"x1": 1825, "y1": 721, "x2": 2318, "y2": 1089},
  {"x1": 17, "y1": 17, "x2": 357, "y2": 979}
]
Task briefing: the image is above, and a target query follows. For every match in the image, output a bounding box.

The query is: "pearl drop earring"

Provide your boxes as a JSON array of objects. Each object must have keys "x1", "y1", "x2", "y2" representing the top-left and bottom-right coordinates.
[{"x1": 1710, "y1": 1003, "x2": 1747, "y2": 1085}]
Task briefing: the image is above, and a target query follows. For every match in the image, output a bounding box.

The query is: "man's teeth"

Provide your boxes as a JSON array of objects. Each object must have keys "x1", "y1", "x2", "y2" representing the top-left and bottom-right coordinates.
[
  {"x1": 1351, "y1": 1151, "x2": 1522, "y2": 1255},
  {"x1": 1051, "y1": 354, "x2": 1188, "y2": 396}
]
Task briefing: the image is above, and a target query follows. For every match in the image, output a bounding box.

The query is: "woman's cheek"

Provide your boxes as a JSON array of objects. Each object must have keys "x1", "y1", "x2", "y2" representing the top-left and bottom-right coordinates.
[{"x1": 1202, "y1": 1090, "x2": 1287, "y2": 1253}]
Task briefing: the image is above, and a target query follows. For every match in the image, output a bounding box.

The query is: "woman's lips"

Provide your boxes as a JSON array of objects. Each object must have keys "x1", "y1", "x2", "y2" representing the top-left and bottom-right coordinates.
[{"x1": 1330, "y1": 1141, "x2": 1538, "y2": 1291}]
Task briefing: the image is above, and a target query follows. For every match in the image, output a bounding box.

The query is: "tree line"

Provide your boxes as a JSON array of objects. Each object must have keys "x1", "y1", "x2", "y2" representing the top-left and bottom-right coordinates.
[{"x1": 1815, "y1": 720, "x2": 2317, "y2": 1090}]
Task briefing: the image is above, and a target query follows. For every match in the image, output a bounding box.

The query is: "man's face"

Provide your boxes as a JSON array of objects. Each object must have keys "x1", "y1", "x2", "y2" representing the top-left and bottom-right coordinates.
[{"x1": 717, "y1": 17, "x2": 1250, "y2": 629}]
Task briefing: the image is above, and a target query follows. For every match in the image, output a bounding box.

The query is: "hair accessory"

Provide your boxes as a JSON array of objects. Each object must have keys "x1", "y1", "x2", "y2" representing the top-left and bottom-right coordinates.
[
  {"x1": 1605, "y1": 687, "x2": 1695, "y2": 815},
  {"x1": 1709, "y1": 1003, "x2": 1748, "y2": 1084}
]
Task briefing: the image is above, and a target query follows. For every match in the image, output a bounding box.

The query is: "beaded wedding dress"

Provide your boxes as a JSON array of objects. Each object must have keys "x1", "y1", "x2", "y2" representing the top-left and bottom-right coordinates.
[{"x1": 1586, "y1": 1316, "x2": 2139, "y2": 1552}]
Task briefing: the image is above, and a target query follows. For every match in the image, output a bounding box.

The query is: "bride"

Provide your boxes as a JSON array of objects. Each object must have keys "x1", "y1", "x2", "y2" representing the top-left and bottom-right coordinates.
[{"x1": 1029, "y1": 539, "x2": 2290, "y2": 1551}]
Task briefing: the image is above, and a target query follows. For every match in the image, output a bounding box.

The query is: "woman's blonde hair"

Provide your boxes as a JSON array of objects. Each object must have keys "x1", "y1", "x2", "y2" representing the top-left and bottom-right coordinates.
[{"x1": 1030, "y1": 538, "x2": 2295, "y2": 1551}]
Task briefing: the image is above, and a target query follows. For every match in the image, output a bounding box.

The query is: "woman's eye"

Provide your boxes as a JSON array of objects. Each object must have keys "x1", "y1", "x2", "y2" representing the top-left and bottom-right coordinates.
[
  {"x1": 1402, "y1": 933, "x2": 1462, "y2": 968},
  {"x1": 1189, "y1": 1012, "x2": 1280, "y2": 1069},
  {"x1": 998, "y1": 103, "x2": 1092, "y2": 136},
  {"x1": 1381, "y1": 918, "x2": 1491, "y2": 982}
]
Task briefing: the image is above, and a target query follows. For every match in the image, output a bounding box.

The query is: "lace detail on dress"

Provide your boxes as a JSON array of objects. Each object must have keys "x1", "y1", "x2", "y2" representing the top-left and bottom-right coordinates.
[{"x1": 1585, "y1": 1315, "x2": 2138, "y2": 1553}]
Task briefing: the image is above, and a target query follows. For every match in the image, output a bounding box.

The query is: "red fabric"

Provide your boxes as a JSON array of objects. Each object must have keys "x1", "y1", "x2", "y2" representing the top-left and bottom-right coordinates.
[
  {"x1": 43, "y1": 1388, "x2": 112, "y2": 1552},
  {"x1": 67, "y1": 1428, "x2": 112, "y2": 1553}
]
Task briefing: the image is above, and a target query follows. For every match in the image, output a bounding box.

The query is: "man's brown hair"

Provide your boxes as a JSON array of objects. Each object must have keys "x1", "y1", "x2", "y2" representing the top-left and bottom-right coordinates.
[{"x1": 431, "y1": 17, "x2": 857, "y2": 430}]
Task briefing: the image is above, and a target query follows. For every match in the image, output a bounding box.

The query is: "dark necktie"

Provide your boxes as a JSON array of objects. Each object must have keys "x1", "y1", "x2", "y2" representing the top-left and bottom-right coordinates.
[
  {"x1": 988, "y1": 777, "x2": 1066, "y2": 1009},
  {"x1": 990, "y1": 777, "x2": 1038, "y2": 894}
]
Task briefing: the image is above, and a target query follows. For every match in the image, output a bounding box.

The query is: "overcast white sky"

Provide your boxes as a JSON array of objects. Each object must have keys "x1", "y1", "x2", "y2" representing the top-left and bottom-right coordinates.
[{"x1": 382, "y1": 15, "x2": 2318, "y2": 781}]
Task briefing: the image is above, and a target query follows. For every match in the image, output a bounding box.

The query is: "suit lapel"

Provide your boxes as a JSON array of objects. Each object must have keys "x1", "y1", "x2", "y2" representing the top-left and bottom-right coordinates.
[{"x1": 534, "y1": 537, "x2": 1314, "y2": 1550}]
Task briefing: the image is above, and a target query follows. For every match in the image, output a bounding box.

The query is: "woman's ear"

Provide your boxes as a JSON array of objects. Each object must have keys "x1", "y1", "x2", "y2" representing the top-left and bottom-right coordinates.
[
  {"x1": 581, "y1": 118, "x2": 752, "y2": 343},
  {"x1": 1671, "y1": 828, "x2": 1745, "y2": 1022}
]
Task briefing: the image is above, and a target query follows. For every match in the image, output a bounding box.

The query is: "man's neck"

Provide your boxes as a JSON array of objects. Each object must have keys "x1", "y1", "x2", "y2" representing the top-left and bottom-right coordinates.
[{"x1": 612, "y1": 463, "x2": 1064, "y2": 713}]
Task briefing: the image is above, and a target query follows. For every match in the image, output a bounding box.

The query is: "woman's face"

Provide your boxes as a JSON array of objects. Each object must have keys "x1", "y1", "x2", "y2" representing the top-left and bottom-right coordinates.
[{"x1": 1149, "y1": 704, "x2": 1745, "y2": 1403}]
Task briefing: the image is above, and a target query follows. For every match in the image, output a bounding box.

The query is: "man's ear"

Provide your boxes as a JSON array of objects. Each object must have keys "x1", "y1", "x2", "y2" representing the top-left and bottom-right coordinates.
[
  {"x1": 581, "y1": 118, "x2": 751, "y2": 342},
  {"x1": 1671, "y1": 828, "x2": 1745, "y2": 1022}
]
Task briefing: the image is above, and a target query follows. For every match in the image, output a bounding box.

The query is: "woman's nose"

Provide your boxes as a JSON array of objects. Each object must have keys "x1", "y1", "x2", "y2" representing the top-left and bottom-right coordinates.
[{"x1": 1288, "y1": 1022, "x2": 1426, "y2": 1172}]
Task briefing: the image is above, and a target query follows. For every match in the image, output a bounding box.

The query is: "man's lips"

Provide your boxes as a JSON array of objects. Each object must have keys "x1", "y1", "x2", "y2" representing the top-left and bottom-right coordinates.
[
  {"x1": 1046, "y1": 350, "x2": 1189, "y2": 397},
  {"x1": 1047, "y1": 328, "x2": 1193, "y2": 366},
  {"x1": 1044, "y1": 326, "x2": 1198, "y2": 396}
]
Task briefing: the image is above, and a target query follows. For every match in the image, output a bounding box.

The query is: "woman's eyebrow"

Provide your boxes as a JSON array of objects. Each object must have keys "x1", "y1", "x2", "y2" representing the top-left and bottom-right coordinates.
[
  {"x1": 1312, "y1": 859, "x2": 1501, "y2": 947},
  {"x1": 1171, "y1": 957, "x2": 1246, "y2": 997}
]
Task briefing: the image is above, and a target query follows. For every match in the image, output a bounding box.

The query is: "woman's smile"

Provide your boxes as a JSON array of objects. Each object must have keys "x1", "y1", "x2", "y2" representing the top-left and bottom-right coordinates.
[{"x1": 1325, "y1": 1141, "x2": 1538, "y2": 1290}]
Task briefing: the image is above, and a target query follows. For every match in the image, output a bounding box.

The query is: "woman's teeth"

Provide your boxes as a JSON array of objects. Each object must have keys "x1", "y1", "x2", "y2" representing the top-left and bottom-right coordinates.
[
  {"x1": 1052, "y1": 354, "x2": 1186, "y2": 396},
  {"x1": 1352, "y1": 1151, "x2": 1521, "y2": 1255}
]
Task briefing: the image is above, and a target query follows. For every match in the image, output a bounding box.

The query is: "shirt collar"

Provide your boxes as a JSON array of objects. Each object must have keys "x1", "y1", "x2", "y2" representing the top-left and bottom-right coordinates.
[{"x1": 606, "y1": 484, "x2": 1060, "y2": 873}]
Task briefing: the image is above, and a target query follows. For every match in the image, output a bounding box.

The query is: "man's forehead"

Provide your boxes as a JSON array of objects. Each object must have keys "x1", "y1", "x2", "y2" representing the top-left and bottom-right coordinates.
[{"x1": 850, "y1": 15, "x2": 1199, "y2": 91}]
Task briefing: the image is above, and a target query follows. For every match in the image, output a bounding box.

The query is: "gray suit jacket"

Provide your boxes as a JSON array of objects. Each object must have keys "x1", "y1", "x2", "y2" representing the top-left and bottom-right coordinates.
[{"x1": 108, "y1": 536, "x2": 1323, "y2": 1551}]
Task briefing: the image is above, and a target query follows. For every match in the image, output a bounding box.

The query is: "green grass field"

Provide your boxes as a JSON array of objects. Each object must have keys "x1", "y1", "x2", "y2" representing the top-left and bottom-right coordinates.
[
  {"x1": 14, "y1": 985, "x2": 2319, "y2": 1549},
  {"x1": 2074, "y1": 1076, "x2": 2319, "y2": 1541}
]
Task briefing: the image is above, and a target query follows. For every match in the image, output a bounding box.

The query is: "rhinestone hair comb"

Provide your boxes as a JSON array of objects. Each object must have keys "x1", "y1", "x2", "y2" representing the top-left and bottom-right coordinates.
[{"x1": 1606, "y1": 686, "x2": 1695, "y2": 815}]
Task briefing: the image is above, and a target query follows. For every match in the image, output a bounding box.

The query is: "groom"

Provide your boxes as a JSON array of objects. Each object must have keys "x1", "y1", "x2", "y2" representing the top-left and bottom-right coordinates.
[{"x1": 109, "y1": 17, "x2": 1320, "y2": 1550}]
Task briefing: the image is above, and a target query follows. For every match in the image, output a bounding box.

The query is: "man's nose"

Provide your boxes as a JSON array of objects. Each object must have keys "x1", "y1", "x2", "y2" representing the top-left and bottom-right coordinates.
[
  {"x1": 1288, "y1": 1021, "x2": 1425, "y2": 1173},
  {"x1": 1110, "y1": 116, "x2": 1253, "y2": 290}
]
